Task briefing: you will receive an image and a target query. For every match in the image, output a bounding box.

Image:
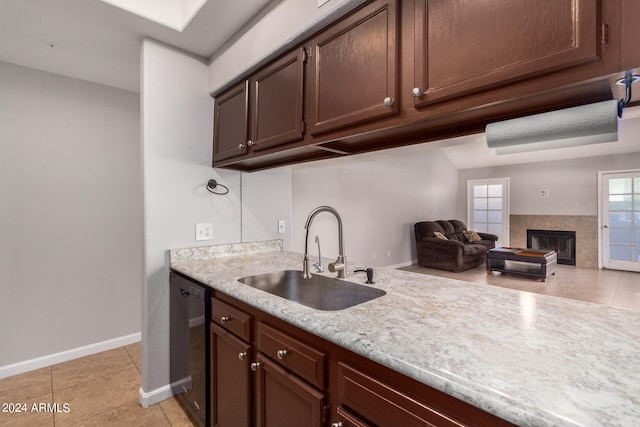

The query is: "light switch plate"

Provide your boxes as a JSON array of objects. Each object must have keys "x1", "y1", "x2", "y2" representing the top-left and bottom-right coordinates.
[{"x1": 196, "y1": 223, "x2": 213, "y2": 241}]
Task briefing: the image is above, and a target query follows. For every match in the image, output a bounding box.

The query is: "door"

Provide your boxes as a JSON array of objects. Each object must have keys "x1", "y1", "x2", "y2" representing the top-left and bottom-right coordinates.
[
  {"x1": 467, "y1": 178, "x2": 510, "y2": 245},
  {"x1": 210, "y1": 323, "x2": 252, "y2": 427},
  {"x1": 413, "y1": 0, "x2": 600, "y2": 108},
  {"x1": 600, "y1": 171, "x2": 640, "y2": 272},
  {"x1": 308, "y1": 0, "x2": 398, "y2": 135}
]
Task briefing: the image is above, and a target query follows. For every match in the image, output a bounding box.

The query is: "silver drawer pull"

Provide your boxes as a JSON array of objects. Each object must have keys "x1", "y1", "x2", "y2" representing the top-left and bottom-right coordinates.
[
  {"x1": 220, "y1": 315, "x2": 232, "y2": 323},
  {"x1": 250, "y1": 362, "x2": 263, "y2": 372},
  {"x1": 238, "y1": 352, "x2": 247, "y2": 361},
  {"x1": 383, "y1": 96, "x2": 394, "y2": 106},
  {"x1": 276, "y1": 350, "x2": 288, "y2": 360}
]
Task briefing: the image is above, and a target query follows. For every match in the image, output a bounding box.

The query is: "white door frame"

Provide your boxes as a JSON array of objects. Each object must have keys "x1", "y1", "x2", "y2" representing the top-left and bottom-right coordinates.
[
  {"x1": 597, "y1": 169, "x2": 640, "y2": 270},
  {"x1": 467, "y1": 178, "x2": 510, "y2": 246}
]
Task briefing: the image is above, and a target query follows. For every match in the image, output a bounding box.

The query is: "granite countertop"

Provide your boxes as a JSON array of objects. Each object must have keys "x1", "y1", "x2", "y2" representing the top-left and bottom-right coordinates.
[{"x1": 170, "y1": 240, "x2": 640, "y2": 427}]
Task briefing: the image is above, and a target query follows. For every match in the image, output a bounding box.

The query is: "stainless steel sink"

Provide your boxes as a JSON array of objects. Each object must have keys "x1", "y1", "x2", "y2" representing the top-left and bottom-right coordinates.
[{"x1": 238, "y1": 270, "x2": 386, "y2": 311}]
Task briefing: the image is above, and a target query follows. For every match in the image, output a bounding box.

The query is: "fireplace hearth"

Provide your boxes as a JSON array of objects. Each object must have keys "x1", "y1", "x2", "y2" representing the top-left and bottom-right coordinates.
[{"x1": 527, "y1": 229, "x2": 577, "y2": 265}]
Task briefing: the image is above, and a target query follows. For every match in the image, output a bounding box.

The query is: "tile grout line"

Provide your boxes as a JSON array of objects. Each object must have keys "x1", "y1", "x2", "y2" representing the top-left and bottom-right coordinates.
[
  {"x1": 158, "y1": 400, "x2": 176, "y2": 426},
  {"x1": 51, "y1": 366, "x2": 56, "y2": 427}
]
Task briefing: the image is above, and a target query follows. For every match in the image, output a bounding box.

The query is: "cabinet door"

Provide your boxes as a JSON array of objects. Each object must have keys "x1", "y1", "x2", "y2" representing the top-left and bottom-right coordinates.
[
  {"x1": 255, "y1": 355, "x2": 325, "y2": 427},
  {"x1": 210, "y1": 323, "x2": 251, "y2": 427},
  {"x1": 338, "y1": 363, "x2": 465, "y2": 427},
  {"x1": 213, "y1": 80, "x2": 249, "y2": 163},
  {"x1": 413, "y1": 0, "x2": 601, "y2": 108},
  {"x1": 251, "y1": 48, "x2": 305, "y2": 151},
  {"x1": 622, "y1": 0, "x2": 640, "y2": 69},
  {"x1": 308, "y1": 0, "x2": 398, "y2": 135}
]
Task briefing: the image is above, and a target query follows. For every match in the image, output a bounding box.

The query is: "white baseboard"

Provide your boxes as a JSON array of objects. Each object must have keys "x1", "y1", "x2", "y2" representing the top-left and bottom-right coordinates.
[
  {"x1": 0, "y1": 332, "x2": 141, "y2": 379},
  {"x1": 139, "y1": 384, "x2": 175, "y2": 408},
  {"x1": 139, "y1": 376, "x2": 191, "y2": 408},
  {"x1": 384, "y1": 259, "x2": 417, "y2": 269}
]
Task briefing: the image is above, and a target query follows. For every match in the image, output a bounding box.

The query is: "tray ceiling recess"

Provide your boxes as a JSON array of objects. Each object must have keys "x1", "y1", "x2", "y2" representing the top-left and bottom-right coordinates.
[{"x1": 99, "y1": 0, "x2": 208, "y2": 31}]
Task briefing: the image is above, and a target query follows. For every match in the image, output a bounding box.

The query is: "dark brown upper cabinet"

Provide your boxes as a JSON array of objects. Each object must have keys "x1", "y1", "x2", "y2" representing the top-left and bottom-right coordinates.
[
  {"x1": 412, "y1": 0, "x2": 603, "y2": 108},
  {"x1": 308, "y1": 0, "x2": 399, "y2": 135},
  {"x1": 622, "y1": 0, "x2": 640, "y2": 70},
  {"x1": 213, "y1": 48, "x2": 305, "y2": 165},
  {"x1": 250, "y1": 49, "x2": 305, "y2": 152},
  {"x1": 213, "y1": 81, "x2": 249, "y2": 163}
]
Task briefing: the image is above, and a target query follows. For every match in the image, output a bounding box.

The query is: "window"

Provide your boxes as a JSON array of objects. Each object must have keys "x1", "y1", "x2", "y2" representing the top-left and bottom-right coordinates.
[{"x1": 467, "y1": 178, "x2": 510, "y2": 245}]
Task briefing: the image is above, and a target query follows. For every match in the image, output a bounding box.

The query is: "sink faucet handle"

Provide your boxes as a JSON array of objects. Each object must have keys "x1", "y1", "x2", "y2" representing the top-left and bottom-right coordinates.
[{"x1": 328, "y1": 256, "x2": 346, "y2": 278}]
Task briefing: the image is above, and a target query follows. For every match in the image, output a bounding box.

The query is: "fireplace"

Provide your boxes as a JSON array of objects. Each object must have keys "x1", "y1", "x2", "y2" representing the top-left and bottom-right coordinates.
[{"x1": 527, "y1": 229, "x2": 576, "y2": 265}]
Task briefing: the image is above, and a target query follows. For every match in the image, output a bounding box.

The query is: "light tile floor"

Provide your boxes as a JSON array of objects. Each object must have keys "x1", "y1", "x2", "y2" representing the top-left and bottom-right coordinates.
[
  {"x1": 0, "y1": 343, "x2": 197, "y2": 426},
  {"x1": 1, "y1": 265, "x2": 638, "y2": 426},
  {"x1": 399, "y1": 264, "x2": 640, "y2": 311}
]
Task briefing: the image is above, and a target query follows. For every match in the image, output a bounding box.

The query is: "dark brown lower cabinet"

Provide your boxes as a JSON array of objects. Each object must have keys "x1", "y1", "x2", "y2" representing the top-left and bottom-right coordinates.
[
  {"x1": 207, "y1": 290, "x2": 514, "y2": 427},
  {"x1": 255, "y1": 355, "x2": 326, "y2": 427},
  {"x1": 338, "y1": 362, "x2": 464, "y2": 427},
  {"x1": 210, "y1": 323, "x2": 251, "y2": 427}
]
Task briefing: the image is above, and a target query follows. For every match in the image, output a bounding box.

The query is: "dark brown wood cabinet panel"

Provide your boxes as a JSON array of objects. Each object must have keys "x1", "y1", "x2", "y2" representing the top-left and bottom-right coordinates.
[
  {"x1": 308, "y1": 0, "x2": 399, "y2": 135},
  {"x1": 255, "y1": 355, "x2": 326, "y2": 427},
  {"x1": 413, "y1": 0, "x2": 602, "y2": 108},
  {"x1": 338, "y1": 362, "x2": 465, "y2": 427},
  {"x1": 211, "y1": 297, "x2": 252, "y2": 342},
  {"x1": 251, "y1": 48, "x2": 305, "y2": 151},
  {"x1": 622, "y1": 0, "x2": 640, "y2": 70},
  {"x1": 210, "y1": 323, "x2": 251, "y2": 427},
  {"x1": 213, "y1": 81, "x2": 249, "y2": 162},
  {"x1": 257, "y1": 322, "x2": 326, "y2": 389},
  {"x1": 336, "y1": 405, "x2": 373, "y2": 427}
]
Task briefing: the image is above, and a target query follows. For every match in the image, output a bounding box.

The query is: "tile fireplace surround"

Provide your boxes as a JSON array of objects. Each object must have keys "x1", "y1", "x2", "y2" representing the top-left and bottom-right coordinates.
[{"x1": 510, "y1": 215, "x2": 597, "y2": 268}]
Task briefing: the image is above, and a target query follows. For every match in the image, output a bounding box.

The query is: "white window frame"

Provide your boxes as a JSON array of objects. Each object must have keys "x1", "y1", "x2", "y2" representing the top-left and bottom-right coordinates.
[{"x1": 467, "y1": 178, "x2": 510, "y2": 246}]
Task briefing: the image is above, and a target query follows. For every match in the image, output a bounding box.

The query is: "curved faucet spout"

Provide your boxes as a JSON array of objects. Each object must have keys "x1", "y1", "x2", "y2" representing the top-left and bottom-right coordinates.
[{"x1": 302, "y1": 206, "x2": 346, "y2": 279}]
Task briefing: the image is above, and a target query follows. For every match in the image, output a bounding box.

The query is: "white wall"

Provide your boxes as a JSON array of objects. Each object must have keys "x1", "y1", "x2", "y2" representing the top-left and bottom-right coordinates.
[
  {"x1": 208, "y1": 0, "x2": 366, "y2": 93},
  {"x1": 290, "y1": 144, "x2": 459, "y2": 267},
  {"x1": 456, "y1": 152, "x2": 640, "y2": 220},
  {"x1": 241, "y1": 168, "x2": 293, "y2": 248},
  {"x1": 0, "y1": 61, "x2": 141, "y2": 370},
  {"x1": 140, "y1": 39, "x2": 242, "y2": 396}
]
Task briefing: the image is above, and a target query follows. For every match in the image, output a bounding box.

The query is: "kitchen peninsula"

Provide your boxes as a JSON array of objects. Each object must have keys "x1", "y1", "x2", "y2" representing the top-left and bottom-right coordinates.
[{"x1": 170, "y1": 240, "x2": 640, "y2": 426}]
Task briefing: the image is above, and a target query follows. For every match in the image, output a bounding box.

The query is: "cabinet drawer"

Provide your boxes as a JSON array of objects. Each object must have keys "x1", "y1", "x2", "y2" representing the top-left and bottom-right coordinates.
[
  {"x1": 257, "y1": 322, "x2": 325, "y2": 389},
  {"x1": 211, "y1": 297, "x2": 252, "y2": 342},
  {"x1": 338, "y1": 363, "x2": 464, "y2": 427}
]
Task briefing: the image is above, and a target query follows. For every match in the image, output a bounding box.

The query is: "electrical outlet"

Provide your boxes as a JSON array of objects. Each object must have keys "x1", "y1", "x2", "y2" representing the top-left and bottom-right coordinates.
[
  {"x1": 195, "y1": 223, "x2": 213, "y2": 241},
  {"x1": 540, "y1": 189, "x2": 549, "y2": 198},
  {"x1": 278, "y1": 220, "x2": 286, "y2": 234}
]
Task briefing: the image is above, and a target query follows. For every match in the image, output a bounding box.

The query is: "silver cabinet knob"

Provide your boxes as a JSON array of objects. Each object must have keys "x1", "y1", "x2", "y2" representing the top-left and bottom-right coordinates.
[
  {"x1": 250, "y1": 362, "x2": 263, "y2": 372},
  {"x1": 276, "y1": 350, "x2": 288, "y2": 360},
  {"x1": 331, "y1": 423, "x2": 343, "y2": 427},
  {"x1": 238, "y1": 352, "x2": 247, "y2": 361},
  {"x1": 412, "y1": 87, "x2": 423, "y2": 97},
  {"x1": 247, "y1": 139, "x2": 255, "y2": 147},
  {"x1": 383, "y1": 97, "x2": 394, "y2": 106},
  {"x1": 238, "y1": 143, "x2": 245, "y2": 150},
  {"x1": 220, "y1": 315, "x2": 231, "y2": 323}
]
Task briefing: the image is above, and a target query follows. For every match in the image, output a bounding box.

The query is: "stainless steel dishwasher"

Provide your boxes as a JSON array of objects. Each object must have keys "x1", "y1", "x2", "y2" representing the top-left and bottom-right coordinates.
[{"x1": 170, "y1": 271, "x2": 210, "y2": 426}]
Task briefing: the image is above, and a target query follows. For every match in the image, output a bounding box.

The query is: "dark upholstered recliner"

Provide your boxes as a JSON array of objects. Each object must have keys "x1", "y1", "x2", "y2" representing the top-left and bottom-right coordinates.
[{"x1": 414, "y1": 220, "x2": 498, "y2": 272}]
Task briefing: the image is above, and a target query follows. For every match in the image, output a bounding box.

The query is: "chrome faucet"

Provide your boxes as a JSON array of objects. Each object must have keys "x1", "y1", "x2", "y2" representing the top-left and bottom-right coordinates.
[{"x1": 302, "y1": 206, "x2": 346, "y2": 279}]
